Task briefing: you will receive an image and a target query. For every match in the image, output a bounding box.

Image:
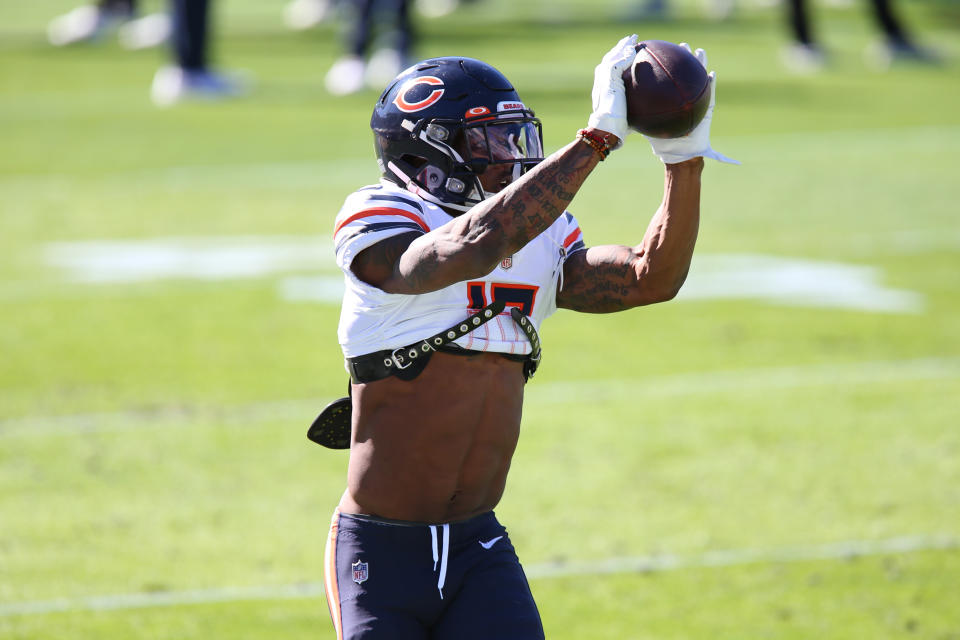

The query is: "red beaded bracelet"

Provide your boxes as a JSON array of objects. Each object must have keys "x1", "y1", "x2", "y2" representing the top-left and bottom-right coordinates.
[{"x1": 576, "y1": 128, "x2": 615, "y2": 161}]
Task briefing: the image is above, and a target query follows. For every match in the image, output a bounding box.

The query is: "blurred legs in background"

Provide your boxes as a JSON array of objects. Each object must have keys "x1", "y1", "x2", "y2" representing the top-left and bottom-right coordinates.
[
  {"x1": 284, "y1": 0, "x2": 343, "y2": 30},
  {"x1": 150, "y1": 0, "x2": 245, "y2": 106},
  {"x1": 860, "y1": 0, "x2": 940, "y2": 68},
  {"x1": 48, "y1": 0, "x2": 171, "y2": 49},
  {"x1": 120, "y1": 10, "x2": 172, "y2": 50},
  {"x1": 782, "y1": 0, "x2": 939, "y2": 73},
  {"x1": 47, "y1": 0, "x2": 237, "y2": 106},
  {"x1": 312, "y1": 0, "x2": 489, "y2": 95},
  {"x1": 623, "y1": 0, "x2": 735, "y2": 22},
  {"x1": 48, "y1": 0, "x2": 135, "y2": 46},
  {"x1": 325, "y1": 0, "x2": 414, "y2": 96},
  {"x1": 781, "y1": 0, "x2": 827, "y2": 72}
]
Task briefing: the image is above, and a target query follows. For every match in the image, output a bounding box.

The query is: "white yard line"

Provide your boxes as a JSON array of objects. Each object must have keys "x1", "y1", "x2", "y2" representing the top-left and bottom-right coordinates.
[
  {"x1": 2, "y1": 357, "x2": 958, "y2": 438},
  {"x1": 524, "y1": 534, "x2": 959, "y2": 579},
  {"x1": 43, "y1": 236, "x2": 337, "y2": 284},
  {"x1": 0, "y1": 399, "x2": 316, "y2": 438},
  {"x1": 280, "y1": 253, "x2": 929, "y2": 311},
  {"x1": 1, "y1": 534, "x2": 955, "y2": 617},
  {"x1": 526, "y1": 356, "x2": 960, "y2": 405},
  {"x1": 0, "y1": 583, "x2": 325, "y2": 617},
  {"x1": 9, "y1": 241, "x2": 941, "y2": 311}
]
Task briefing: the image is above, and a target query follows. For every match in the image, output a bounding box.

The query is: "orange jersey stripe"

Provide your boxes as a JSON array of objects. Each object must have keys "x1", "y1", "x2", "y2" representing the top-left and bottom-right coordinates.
[
  {"x1": 563, "y1": 228, "x2": 582, "y2": 248},
  {"x1": 333, "y1": 207, "x2": 430, "y2": 237},
  {"x1": 324, "y1": 509, "x2": 344, "y2": 640}
]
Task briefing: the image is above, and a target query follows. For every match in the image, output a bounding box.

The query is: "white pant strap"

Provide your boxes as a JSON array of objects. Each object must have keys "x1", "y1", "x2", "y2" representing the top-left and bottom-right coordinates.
[
  {"x1": 437, "y1": 523, "x2": 450, "y2": 599},
  {"x1": 429, "y1": 525, "x2": 439, "y2": 570}
]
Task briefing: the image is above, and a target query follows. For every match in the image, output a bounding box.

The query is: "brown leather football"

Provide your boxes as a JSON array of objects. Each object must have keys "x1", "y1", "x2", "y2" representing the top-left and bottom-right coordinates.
[{"x1": 622, "y1": 40, "x2": 711, "y2": 138}]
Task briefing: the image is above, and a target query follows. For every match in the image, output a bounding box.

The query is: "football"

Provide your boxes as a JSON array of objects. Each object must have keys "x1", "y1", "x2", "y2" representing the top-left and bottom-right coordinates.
[{"x1": 622, "y1": 40, "x2": 711, "y2": 138}]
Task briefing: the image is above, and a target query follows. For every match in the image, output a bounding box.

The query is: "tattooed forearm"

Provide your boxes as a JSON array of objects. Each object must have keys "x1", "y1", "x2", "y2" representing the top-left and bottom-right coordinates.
[
  {"x1": 471, "y1": 139, "x2": 601, "y2": 258},
  {"x1": 358, "y1": 136, "x2": 605, "y2": 294}
]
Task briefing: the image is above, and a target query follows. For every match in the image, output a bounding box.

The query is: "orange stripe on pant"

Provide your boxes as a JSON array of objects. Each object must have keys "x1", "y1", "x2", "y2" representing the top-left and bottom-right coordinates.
[{"x1": 324, "y1": 508, "x2": 344, "y2": 640}]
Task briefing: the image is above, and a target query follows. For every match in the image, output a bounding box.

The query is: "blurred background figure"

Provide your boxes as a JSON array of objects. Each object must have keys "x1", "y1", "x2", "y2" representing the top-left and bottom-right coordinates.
[
  {"x1": 324, "y1": 0, "x2": 414, "y2": 96},
  {"x1": 624, "y1": 0, "x2": 736, "y2": 22},
  {"x1": 47, "y1": 0, "x2": 239, "y2": 106},
  {"x1": 782, "y1": 0, "x2": 939, "y2": 72},
  {"x1": 150, "y1": 0, "x2": 245, "y2": 106},
  {"x1": 416, "y1": 0, "x2": 481, "y2": 19},
  {"x1": 284, "y1": 0, "x2": 343, "y2": 30},
  {"x1": 48, "y1": 0, "x2": 172, "y2": 49},
  {"x1": 624, "y1": 0, "x2": 669, "y2": 21}
]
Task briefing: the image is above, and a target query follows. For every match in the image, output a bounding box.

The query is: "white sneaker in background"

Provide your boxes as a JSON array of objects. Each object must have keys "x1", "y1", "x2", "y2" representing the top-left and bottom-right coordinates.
[
  {"x1": 864, "y1": 39, "x2": 941, "y2": 71},
  {"x1": 150, "y1": 66, "x2": 186, "y2": 106},
  {"x1": 325, "y1": 56, "x2": 366, "y2": 96},
  {"x1": 704, "y1": 0, "x2": 735, "y2": 21},
  {"x1": 417, "y1": 0, "x2": 459, "y2": 18},
  {"x1": 365, "y1": 49, "x2": 405, "y2": 91},
  {"x1": 151, "y1": 66, "x2": 248, "y2": 107},
  {"x1": 284, "y1": 0, "x2": 334, "y2": 30},
  {"x1": 781, "y1": 43, "x2": 826, "y2": 74},
  {"x1": 119, "y1": 12, "x2": 171, "y2": 50},
  {"x1": 47, "y1": 4, "x2": 131, "y2": 46}
]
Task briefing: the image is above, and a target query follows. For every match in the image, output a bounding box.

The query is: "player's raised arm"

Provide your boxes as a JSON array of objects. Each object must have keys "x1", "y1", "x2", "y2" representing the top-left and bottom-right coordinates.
[
  {"x1": 557, "y1": 156, "x2": 703, "y2": 312},
  {"x1": 367, "y1": 137, "x2": 600, "y2": 294},
  {"x1": 557, "y1": 43, "x2": 738, "y2": 313},
  {"x1": 351, "y1": 37, "x2": 641, "y2": 294}
]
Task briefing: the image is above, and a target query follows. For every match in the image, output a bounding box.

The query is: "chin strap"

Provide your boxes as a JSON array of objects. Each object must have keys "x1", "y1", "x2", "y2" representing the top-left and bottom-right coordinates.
[{"x1": 387, "y1": 160, "x2": 475, "y2": 214}]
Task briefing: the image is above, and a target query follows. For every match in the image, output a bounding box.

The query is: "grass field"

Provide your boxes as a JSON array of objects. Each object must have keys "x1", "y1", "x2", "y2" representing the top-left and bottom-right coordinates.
[{"x1": 2, "y1": 0, "x2": 959, "y2": 638}]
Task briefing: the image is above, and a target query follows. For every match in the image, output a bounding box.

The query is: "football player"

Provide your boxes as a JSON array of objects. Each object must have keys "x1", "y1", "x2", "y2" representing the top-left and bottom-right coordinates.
[{"x1": 320, "y1": 35, "x2": 736, "y2": 639}]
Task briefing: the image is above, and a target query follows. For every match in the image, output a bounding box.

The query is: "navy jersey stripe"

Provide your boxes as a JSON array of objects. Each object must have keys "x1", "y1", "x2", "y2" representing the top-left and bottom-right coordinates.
[
  {"x1": 361, "y1": 194, "x2": 424, "y2": 213},
  {"x1": 335, "y1": 221, "x2": 425, "y2": 252},
  {"x1": 567, "y1": 240, "x2": 586, "y2": 254}
]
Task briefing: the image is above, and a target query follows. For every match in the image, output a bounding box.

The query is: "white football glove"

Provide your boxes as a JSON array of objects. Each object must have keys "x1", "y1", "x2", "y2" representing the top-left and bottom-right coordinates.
[
  {"x1": 645, "y1": 44, "x2": 740, "y2": 165},
  {"x1": 587, "y1": 34, "x2": 639, "y2": 147}
]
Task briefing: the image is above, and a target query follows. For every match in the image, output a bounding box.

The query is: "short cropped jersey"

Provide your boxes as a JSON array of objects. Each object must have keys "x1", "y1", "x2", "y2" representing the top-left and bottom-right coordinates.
[{"x1": 334, "y1": 180, "x2": 586, "y2": 359}]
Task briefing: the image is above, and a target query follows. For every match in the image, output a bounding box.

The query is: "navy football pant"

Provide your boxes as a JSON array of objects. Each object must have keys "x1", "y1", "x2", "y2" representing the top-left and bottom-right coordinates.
[
  {"x1": 345, "y1": 0, "x2": 413, "y2": 58},
  {"x1": 324, "y1": 510, "x2": 545, "y2": 640},
  {"x1": 786, "y1": 0, "x2": 910, "y2": 46},
  {"x1": 169, "y1": 0, "x2": 209, "y2": 70}
]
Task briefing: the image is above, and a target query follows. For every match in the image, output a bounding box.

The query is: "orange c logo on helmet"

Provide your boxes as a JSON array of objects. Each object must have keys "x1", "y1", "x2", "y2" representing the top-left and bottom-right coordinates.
[{"x1": 393, "y1": 76, "x2": 445, "y2": 113}]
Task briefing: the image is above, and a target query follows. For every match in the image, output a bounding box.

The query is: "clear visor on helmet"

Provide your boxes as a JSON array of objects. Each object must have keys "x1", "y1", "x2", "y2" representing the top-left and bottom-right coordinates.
[
  {"x1": 463, "y1": 119, "x2": 543, "y2": 165},
  {"x1": 412, "y1": 111, "x2": 543, "y2": 209}
]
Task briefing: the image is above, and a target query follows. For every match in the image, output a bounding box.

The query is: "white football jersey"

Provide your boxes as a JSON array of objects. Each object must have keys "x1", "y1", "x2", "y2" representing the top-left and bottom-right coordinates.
[{"x1": 334, "y1": 180, "x2": 586, "y2": 358}]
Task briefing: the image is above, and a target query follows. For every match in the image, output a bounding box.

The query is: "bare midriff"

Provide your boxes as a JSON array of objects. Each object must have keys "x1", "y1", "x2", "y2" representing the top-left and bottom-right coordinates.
[{"x1": 337, "y1": 351, "x2": 526, "y2": 524}]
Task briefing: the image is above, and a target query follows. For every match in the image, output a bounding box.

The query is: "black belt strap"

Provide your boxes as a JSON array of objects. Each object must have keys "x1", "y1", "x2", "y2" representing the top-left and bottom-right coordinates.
[
  {"x1": 346, "y1": 299, "x2": 507, "y2": 384},
  {"x1": 313, "y1": 300, "x2": 543, "y2": 449},
  {"x1": 510, "y1": 306, "x2": 541, "y2": 380}
]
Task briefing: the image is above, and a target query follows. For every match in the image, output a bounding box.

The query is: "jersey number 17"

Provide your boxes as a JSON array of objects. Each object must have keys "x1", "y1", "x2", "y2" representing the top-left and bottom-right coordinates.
[{"x1": 467, "y1": 281, "x2": 538, "y2": 317}]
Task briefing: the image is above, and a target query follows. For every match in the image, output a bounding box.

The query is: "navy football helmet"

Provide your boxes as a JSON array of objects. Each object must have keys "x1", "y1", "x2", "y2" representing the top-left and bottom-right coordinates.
[{"x1": 371, "y1": 57, "x2": 544, "y2": 214}]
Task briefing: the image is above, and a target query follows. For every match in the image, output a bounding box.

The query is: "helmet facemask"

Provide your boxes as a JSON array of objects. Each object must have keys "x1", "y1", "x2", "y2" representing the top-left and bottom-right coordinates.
[{"x1": 379, "y1": 108, "x2": 543, "y2": 214}]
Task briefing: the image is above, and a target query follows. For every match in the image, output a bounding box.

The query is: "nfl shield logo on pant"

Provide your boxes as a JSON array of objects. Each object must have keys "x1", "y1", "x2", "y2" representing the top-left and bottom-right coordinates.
[{"x1": 352, "y1": 560, "x2": 369, "y2": 584}]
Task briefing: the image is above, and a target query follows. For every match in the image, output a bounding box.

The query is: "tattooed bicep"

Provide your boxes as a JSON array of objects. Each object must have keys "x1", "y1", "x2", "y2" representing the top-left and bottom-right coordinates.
[
  {"x1": 350, "y1": 231, "x2": 422, "y2": 290},
  {"x1": 556, "y1": 245, "x2": 641, "y2": 313}
]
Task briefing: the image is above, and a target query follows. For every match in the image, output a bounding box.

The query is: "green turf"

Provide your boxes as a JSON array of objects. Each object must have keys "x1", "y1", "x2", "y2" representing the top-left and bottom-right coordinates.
[{"x1": 2, "y1": 0, "x2": 959, "y2": 638}]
